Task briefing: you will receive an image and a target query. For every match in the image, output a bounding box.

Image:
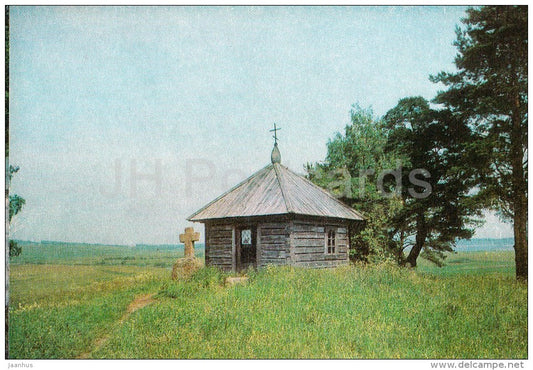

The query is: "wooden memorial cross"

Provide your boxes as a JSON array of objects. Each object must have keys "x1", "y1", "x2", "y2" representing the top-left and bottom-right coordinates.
[
  {"x1": 180, "y1": 227, "x2": 200, "y2": 258},
  {"x1": 270, "y1": 123, "x2": 281, "y2": 145}
]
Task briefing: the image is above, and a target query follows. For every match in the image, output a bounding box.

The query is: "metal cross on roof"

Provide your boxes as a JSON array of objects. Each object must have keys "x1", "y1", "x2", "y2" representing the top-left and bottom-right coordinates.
[{"x1": 270, "y1": 123, "x2": 281, "y2": 145}]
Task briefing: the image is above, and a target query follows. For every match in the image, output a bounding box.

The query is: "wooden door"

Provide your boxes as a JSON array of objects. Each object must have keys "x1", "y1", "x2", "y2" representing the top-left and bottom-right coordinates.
[{"x1": 237, "y1": 226, "x2": 256, "y2": 271}]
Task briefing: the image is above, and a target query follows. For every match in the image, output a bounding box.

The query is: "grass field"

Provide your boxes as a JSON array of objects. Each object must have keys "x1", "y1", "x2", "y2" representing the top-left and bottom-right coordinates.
[
  {"x1": 10, "y1": 240, "x2": 204, "y2": 267},
  {"x1": 7, "y1": 243, "x2": 527, "y2": 359}
]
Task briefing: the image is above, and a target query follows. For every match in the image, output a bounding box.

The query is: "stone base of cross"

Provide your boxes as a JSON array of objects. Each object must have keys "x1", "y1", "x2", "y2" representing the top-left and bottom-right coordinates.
[{"x1": 179, "y1": 227, "x2": 200, "y2": 258}]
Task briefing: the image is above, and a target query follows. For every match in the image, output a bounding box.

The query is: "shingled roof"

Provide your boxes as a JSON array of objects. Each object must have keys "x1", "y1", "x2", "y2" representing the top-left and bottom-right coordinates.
[{"x1": 187, "y1": 154, "x2": 364, "y2": 222}]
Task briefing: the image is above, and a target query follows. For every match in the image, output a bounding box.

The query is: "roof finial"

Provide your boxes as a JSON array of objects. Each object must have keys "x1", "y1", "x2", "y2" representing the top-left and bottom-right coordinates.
[
  {"x1": 270, "y1": 123, "x2": 281, "y2": 145},
  {"x1": 270, "y1": 123, "x2": 281, "y2": 164}
]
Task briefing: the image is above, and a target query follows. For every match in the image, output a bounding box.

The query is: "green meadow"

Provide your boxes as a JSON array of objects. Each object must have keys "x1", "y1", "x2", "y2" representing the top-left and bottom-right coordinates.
[
  {"x1": 9, "y1": 240, "x2": 204, "y2": 267},
  {"x1": 7, "y1": 243, "x2": 527, "y2": 359}
]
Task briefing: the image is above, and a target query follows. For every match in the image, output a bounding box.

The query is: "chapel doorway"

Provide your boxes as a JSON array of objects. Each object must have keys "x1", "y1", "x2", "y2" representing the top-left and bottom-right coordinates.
[{"x1": 236, "y1": 226, "x2": 256, "y2": 271}]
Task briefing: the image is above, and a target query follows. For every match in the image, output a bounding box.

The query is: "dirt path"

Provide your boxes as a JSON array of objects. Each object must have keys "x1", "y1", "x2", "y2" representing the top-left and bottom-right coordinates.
[{"x1": 77, "y1": 293, "x2": 156, "y2": 359}]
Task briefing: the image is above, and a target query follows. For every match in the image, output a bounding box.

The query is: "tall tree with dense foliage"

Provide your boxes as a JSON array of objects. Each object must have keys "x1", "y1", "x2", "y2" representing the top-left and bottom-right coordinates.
[
  {"x1": 431, "y1": 6, "x2": 528, "y2": 279},
  {"x1": 383, "y1": 97, "x2": 482, "y2": 267},
  {"x1": 306, "y1": 105, "x2": 404, "y2": 263}
]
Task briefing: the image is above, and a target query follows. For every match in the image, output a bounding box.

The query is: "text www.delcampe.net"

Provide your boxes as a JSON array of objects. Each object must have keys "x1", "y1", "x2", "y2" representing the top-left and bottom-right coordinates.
[{"x1": 431, "y1": 361, "x2": 525, "y2": 369}]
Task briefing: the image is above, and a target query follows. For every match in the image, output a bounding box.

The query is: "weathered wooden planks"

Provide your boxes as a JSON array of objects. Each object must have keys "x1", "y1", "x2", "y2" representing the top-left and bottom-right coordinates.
[
  {"x1": 260, "y1": 235, "x2": 287, "y2": 244},
  {"x1": 204, "y1": 216, "x2": 351, "y2": 271},
  {"x1": 205, "y1": 223, "x2": 233, "y2": 271},
  {"x1": 258, "y1": 222, "x2": 288, "y2": 268},
  {"x1": 293, "y1": 260, "x2": 347, "y2": 268},
  {"x1": 288, "y1": 220, "x2": 349, "y2": 266}
]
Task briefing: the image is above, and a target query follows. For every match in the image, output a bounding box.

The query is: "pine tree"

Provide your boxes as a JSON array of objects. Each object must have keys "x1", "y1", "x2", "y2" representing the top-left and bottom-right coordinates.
[
  {"x1": 431, "y1": 6, "x2": 528, "y2": 279},
  {"x1": 383, "y1": 97, "x2": 482, "y2": 267}
]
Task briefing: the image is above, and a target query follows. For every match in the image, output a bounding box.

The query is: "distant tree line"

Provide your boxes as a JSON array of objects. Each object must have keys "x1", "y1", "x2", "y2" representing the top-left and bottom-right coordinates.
[{"x1": 306, "y1": 6, "x2": 528, "y2": 280}]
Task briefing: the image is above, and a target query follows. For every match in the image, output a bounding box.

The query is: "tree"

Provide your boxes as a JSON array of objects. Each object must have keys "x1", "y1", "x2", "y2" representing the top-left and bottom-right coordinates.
[
  {"x1": 383, "y1": 97, "x2": 482, "y2": 267},
  {"x1": 431, "y1": 6, "x2": 528, "y2": 279},
  {"x1": 8, "y1": 165, "x2": 25, "y2": 257},
  {"x1": 306, "y1": 105, "x2": 404, "y2": 263}
]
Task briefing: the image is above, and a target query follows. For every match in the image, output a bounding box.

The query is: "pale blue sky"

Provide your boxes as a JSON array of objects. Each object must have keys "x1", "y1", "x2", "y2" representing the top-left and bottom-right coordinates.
[{"x1": 9, "y1": 6, "x2": 513, "y2": 244}]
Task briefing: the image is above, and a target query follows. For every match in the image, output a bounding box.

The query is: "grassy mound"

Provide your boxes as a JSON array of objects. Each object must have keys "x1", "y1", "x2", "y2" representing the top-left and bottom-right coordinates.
[
  {"x1": 171, "y1": 257, "x2": 203, "y2": 280},
  {"x1": 161, "y1": 266, "x2": 228, "y2": 298}
]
